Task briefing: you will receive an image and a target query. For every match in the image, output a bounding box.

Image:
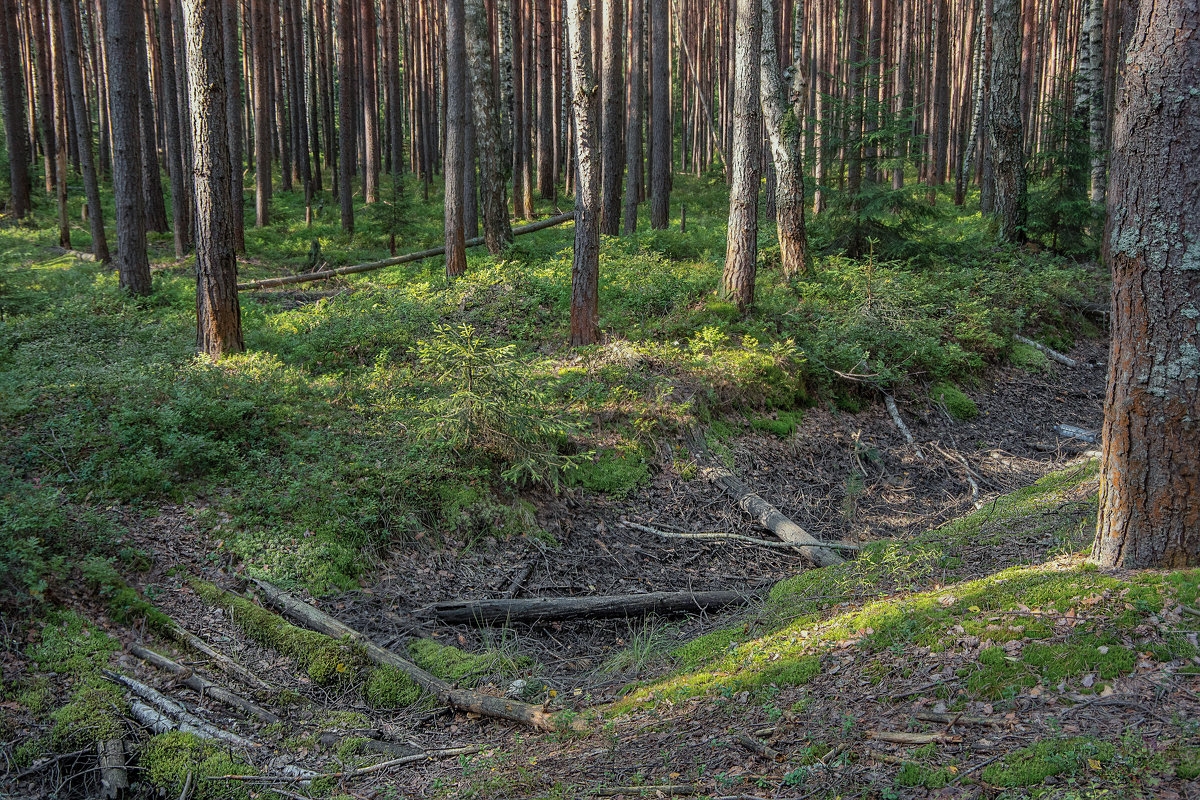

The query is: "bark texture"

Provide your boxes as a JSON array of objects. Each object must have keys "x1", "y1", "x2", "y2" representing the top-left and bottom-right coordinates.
[
  {"x1": 987, "y1": 0, "x2": 1026, "y2": 242},
  {"x1": 598, "y1": 0, "x2": 624, "y2": 234},
  {"x1": 721, "y1": 0, "x2": 762, "y2": 310},
  {"x1": 59, "y1": 0, "x2": 109, "y2": 261},
  {"x1": 465, "y1": 0, "x2": 515, "y2": 254},
  {"x1": 1093, "y1": 0, "x2": 1199, "y2": 569},
  {"x1": 337, "y1": 0, "x2": 355, "y2": 230},
  {"x1": 253, "y1": 0, "x2": 273, "y2": 226},
  {"x1": 444, "y1": 0, "x2": 469, "y2": 277},
  {"x1": 648, "y1": 0, "x2": 670, "y2": 228},
  {"x1": 565, "y1": 0, "x2": 601, "y2": 345},
  {"x1": 621, "y1": 0, "x2": 643, "y2": 234},
  {"x1": 0, "y1": 0, "x2": 31, "y2": 218}
]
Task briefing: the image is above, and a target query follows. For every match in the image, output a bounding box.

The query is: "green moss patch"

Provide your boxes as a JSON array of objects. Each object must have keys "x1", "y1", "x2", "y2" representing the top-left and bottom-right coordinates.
[
  {"x1": 29, "y1": 610, "x2": 120, "y2": 674},
  {"x1": 362, "y1": 664, "x2": 423, "y2": 708},
  {"x1": 141, "y1": 731, "x2": 256, "y2": 799},
  {"x1": 568, "y1": 449, "x2": 650, "y2": 496},
  {"x1": 50, "y1": 679, "x2": 129, "y2": 748},
  {"x1": 896, "y1": 762, "x2": 952, "y2": 789},
  {"x1": 409, "y1": 639, "x2": 532, "y2": 685},
  {"x1": 1010, "y1": 341, "x2": 1050, "y2": 372},
  {"x1": 929, "y1": 381, "x2": 979, "y2": 420},
  {"x1": 981, "y1": 737, "x2": 1113, "y2": 787},
  {"x1": 749, "y1": 409, "x2": 804, "y2": 437}
]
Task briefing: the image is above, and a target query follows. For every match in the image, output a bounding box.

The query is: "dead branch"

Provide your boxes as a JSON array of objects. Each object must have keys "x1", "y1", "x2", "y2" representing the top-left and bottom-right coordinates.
[
  {"x1": 158, "y1": 616, "x2": 273, "y2": 691},
  {"x1": 433, "y1": 590, "x2": 754, "y2": 625},
  {"x1": 238, "y1": 212, "x2": 575, "y2": 290},
  {"x1": 914, "y1": 711, "x2": 1002, "y2": 728},
  {"x1": 864, "y1": 747, "x2": 909, "y2": 766},
  {"x1": 623, "y1": 521, "x2": 860, "y2": 553},
  {"x1": 104, "y1": 671, "x2": 259, "y2": 749},
  {"x1": 96, "y1": 740, "x2": 128, "y2": 799},
  {"x1": 734, "y1": 733, "x2": 783, "y2": 761},
  {"x1": 248, "y1": 578, "x2": 580, "y2": 732},
  {"x1": 208, "y1": 745, "x2": 484, "y2": 783},
  {"x1": 588, "y1": 786, "x2": 705, "y2": 797},
  {"x1": 884, "y1": 395, "x2": 924, "y2": 460},
  {"x1": 1053, "y1": 424, "x2": 1099, "y2": 444},
  {"x1": 686, "y1": 427, "x2": 846, "y2": 568},
  {"x1": 867, "y1": 730, "x2": 962, "y2": 745},
  {"x1": 128, "y1": 644, "x2": 280, "y2": 723},
  {"x1": 1014, "y1": 334, "x2": 1079, "y2": 367}
]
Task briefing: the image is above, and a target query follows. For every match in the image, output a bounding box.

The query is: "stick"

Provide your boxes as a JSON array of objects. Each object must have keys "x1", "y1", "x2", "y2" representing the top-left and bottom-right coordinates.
[
  {"x1": 129, "y1": 644, "x2": 280, "y2": 723},
  {"x1": 867, "y1": 730, "x2": 962, "y2": 745},
  {"x1": 914, "y1": 711, "x2": 1001, "y2": 727},
  {"x1": 624, "y1": 521, "x2": 860, "y2": 553},
  {"x1": 864, "y1": 748, "x2": 909, "y2": 766},
  {"x1": 734, "y1": 733, "x2": 783, "y2": 762},
  {"x1": 884, "y1": 395, "x2": 924, "y2": 460},
  {"x1": 96, "y1": 739, "x2": 128, "y2": 799},
  {"x1": 248, "y1": 578, "x2": 578, "y2": 732},
  {"x1": 1053, "y1": 424, "x2": 1099, "y2": 444},
  {"x1": 588, "y1": 786, "x2": 705, "y2": 797},
  {"x1": 686, "y1": 427, "x2": 845, "y2": 568},
  {"x1": 158, "y1": 617, "x2": 273, "y2": 691},
  {"x1": 433, "y1": 590, "x2": 754, "y2": 626},
  {"x1": 209, "y1": 745, "x2": 484, "y2": 783},
  {"x1": 1014, "y1": 334, "x2": 1078, "y2": 367},
  {"x1": 237, "y1": 212, "x2": 575, "y2": 290},
  {"x1": 105, "y1": 671, "x2": 259, "y2": 749}
]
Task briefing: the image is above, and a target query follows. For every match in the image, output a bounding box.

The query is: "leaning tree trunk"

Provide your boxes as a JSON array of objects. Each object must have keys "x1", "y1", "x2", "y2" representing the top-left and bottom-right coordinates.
[
  {"x1": 598, "y1": 0, "x2": 624, "y2": 234},
  {"x1": 0, "y1": 0, "x2": 31, "y2": 219},
  {"x1": 760, "y1": 0, "x2": 808, "y2": 277},
  {"x1": 465, "y1": 0, "x2": 514, "y2": 254},
  {"x1": 987, "y1": 0, "x2": 1026, "y2": 243},
  {"x1": 444, "y1": 0, "x2": 469, "y2": 277},
  {"x1": 106, "y1": 0, "x2": 152, "y2": 295},
  {"x1": 182, "y1": 0, "x2": 245, "y2": 357},
  {"x1": 59, "y1": 0, "x2": 109, "y2": 261},
  {"x1": 621, "y1": 0, "x2": 643, "y2": 234},
  {"x1": 648, "y1": 0, "x2": 670, "y2": 228},
  {"x1": 565, "y1": 0, "x2": 601, "y2": 346},
  {"x1": 1092, "y1": 0, "x2": 1199, "y2": 569},
  {"x1": 721, "y1": 0, "x2": 762, "y2": 310}
]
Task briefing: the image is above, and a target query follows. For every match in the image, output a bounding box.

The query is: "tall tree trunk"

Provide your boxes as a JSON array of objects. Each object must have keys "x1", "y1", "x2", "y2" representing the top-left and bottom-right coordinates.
[
  {"x1": 760, "y1": 0, "x2": 808, "y2": 277},
  {"x1": 59, "y1": 0, "x2": 109, "y2": 260},
  {"x1": 360, "y1": 0, "x2": 379, "y2": 202},
  {"x1": 1092, "y1": 0, "x2": 1199, "y2": 569},
  {"x1": 253, "y1": 0, "x2": 273, "y2": 225},
  {"x1": 49, "y1": 0, "x2": 71, "y2": 246},
  {"x1": 444, "y1": 0, "x2": 468, "y2": 276},
  {"x1": 648, "y1": 0, "x2": 670, "y2": 228},
  {"x1": 182, "y1": 0, "x2": 245, "y2": 356},
  {"x1": 135, "y1": 14, "x2": 169, "y2": 232},
  {"x1": 598, "y1": 0, "x2": 624, "y2": 233},
  {"x1": 159, "y1": 0, "x2": 190, "y2": 257},
  {"x1": 0, "y1": 0, "x2": 31, "y2": 218},
  {"x1": 29, "y1": 0, "x2": 55, "y2": 195},
  {"x1": 565, "y1": 0, "x2": 600, "y2": 345},
  {"x1": 721, "y1": 0, "x2": 762, "y2": 310},
  {"x1": 535, "y1": 0, "x2": 555, "y2": 198},
  {"x1": 107, "y1": 0, "x2": 152, "y2": 294},
  {"x1": 337, "y1": 0, "x2": 355, "y2": 230},
  {"x1": 621, "y1": 0, "x2": 643, "y2": 234},
  {"x1": 987, "y1": 0, "x2": 1026, "y2": 242},
  {"x1": 1083, "y1": 0, "x2": 1105, "y2": 204},
  {"x1": 224, "y1": 0, "x2": 245, "y2": 250},
  {"x1": 465, "y1": 0, "x2": 514, "y2": 253}
]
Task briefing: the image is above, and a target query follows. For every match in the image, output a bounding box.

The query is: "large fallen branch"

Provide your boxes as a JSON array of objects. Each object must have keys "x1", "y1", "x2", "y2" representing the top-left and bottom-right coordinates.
[
  {"x1": 623, "y1": 521, "x2": 859, "y2": 553},
  {"x1": 432, "y1": 589, "x2": 752, "y2": 626},
  {"x1": 129, "y1": 644, "x2": 280, "y2": 723},
  {"x1": 104, "y1": 671, "x2": 259, "y2": 749},
  {"x1": 884, "y1": 395, "x2": 924, "y2": 460},
  {"x1": 686, "y1": 428, "x2": 845, "y2": 568},
  {"x1": 157, "y1": 616, "x2": 273, "y2": 691},
  {"x1": 1014, "y1": 334, "x2": 1079, "y2": 367},
  {"x1": 237, "y1": 211, "x2": 575, "y2": 291},
  {"x1": 1053, "y1": 423, "x2": 1099, "y2": 444},
  {"x1": 248, "y1": 578, "x2": 579, "y2": 732}
]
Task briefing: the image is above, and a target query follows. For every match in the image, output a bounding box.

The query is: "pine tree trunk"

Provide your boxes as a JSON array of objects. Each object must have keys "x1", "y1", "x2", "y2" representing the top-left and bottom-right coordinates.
[
  {"x1": 0, "y1": 0, "x2": 31, "y2": 218},
  {"x1": 444, "y1": 0, "x2": 469, "y2": 277},
  {"x1": 360, "y1": 0, "x2": 379, "y2": 203},
  {"x1": 337, "y1": 0, "x2": 355, "y2": 230},
  {"x1": 158, "y1": 0, "x2": 190, "y2": 257},
  {"x1": 621, "y1": 0, "x2": 643, "y2": 234},
  {"x1": 465, "y1": 0, "x2": 514, "y2": 253},
  {"x1": 648, "y1": 0, "x2": 670, "y2": 228},
  {"x1": 1092, "y1": 0, "x2": 1199, "y2": 569},
  {"x1": 224, "y1": 0, "x2": 245, "y2": 250},
  {"x1": 760, "y1": 0, "x2": 807, "y2": 277},
  {"x1": 253, "y1": 0, "x2": 273, "y2": 225},
  {"x1": 182, "y1": 0, "x2": 245, "y2": 357},
  {"x1": 987, "y1": 0, "x2": 1025, "y2": 242},
  {"x1": 107, "y1": 0, "x2": 152, "y2": 294},
  {"x1": 29, "y1": 0, "x2": 55, "y2": 196},
  {"x1": 1084, "y1": 0, "x2": 1105, "y2": 204},
  {"x1": 535, "y1": 0, "x2": 555, "y2": 198},
  {"x1": 49, "y1": 0, "x2": 71, "y2": 246},
  {"x1": 565, "y1": 0, "x2": 600, "y2": 345},
  {"x1": 721, "y1": 0, "x2": 762, "y2": 310},
  {"x1": 134, "y1": 16, "x2": 169, "y2": 233},
  {"x1": 60, "y1": 0, "x2": 109, "y2": 260},
  {"x1": 598, "y1": 0, "x2": 624, "y2": 233}
]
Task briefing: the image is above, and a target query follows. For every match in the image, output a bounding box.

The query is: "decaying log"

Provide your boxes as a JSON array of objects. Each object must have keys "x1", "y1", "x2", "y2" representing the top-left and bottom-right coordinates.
[
  {"x1": 129, "y1": 644, "x2": 280, "y2": 723},
  {"x1": 433, "y1": 590, "x2": 753, "y2": 625},
  {"x1": 734, "y1": 732, "x2": 783, "y2": 761},
  {"x1": 1014, "y1": 334, "x2": 1079, "y2": 367},
  {"x1": 96, "y1": 739, "x2": 129, "y2": 799},
  {"x1": 884, "y1": 395, "x2": 924, "y2": 460},
  {"x1": 686, "y1": 427, "x2": 845, "y2": 568},
  {"x1": 248, "y1": 578, "x2": 580, "y2": 732},
  {"x1": 1053, "y1": 424, "x2": 1099, "y2": 444},
  {"x1": 624, "y1": 521, "x2": 859, "y2": 553},
  {"x1": 864, "y1": 747, "x2": 909, "y2": 766},
  {"x1": 158, "y1": 617, "x2": 272, "y2": 691},
  {"x1": 104, "y1": 671, "x2": 259, "y2": 749},
  {"x1": 238, "y1": 212, "x2": 575, "y2": 290},
  {"x1": 316, "y1": 731, "x2": 421, "y2": 759}
]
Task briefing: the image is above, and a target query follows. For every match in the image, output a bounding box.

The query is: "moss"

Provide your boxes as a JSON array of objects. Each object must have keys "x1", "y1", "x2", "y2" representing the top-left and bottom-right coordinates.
[
  {"x1": 750, "y1": 410, "x2": 804, "y2": 437},
  {"x1": 140, "y1": 731, "x2": 256, "y2": 799},
  {"x1": 50, "y1": 679, "x2": 129, "y2": 748},
  {"x1": 192, "y1": 579, "x2": 362, "y2": 684},
  {"x1": 362, "y1": 664, "x2": 424, "y2": 708},
  {"x1": 12, "y1": 739, "x2": 49, "y2": 769},
  {"x1": 981, "y1": 737, "x2": 1113, "y2": 787},
  {"x1": 29, "y1": 610, "x2": 120, "y2": 674},
  {"x1": 14, "y1": 677, "x2": 51, "y2": 713},
  {"x1": 409, "y1": 638, "x2": 531, "y2": 684},
  {"x1": 895, "y1": 762, "x2": 952, "y2": 789},
  {"x1": 929, "y1": 381, "x2": 979, "y2": 420},
  {"x1": 568, "y1": 449, "x2": 650, "y2": 496},
  {"x1": 670, "y1": 628, "x2": 742, "y2": 671},
  {"x1": 319, "y1": 710, "x2": 372, "y2": 729},
  {"x1": 1009, "y1": 341, "x2": 1050, "y2": 372},
  {"x1": 336, "y1": 736, "x2": 370, "y2": 760},
  {"x1": 1176, "y1": 749, "x2": 1200, "y2": 780}
]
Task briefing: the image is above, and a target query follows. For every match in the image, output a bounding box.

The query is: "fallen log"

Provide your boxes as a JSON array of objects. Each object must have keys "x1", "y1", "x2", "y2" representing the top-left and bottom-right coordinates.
[
  {"x1": 1014, "y1": 334, "x2": 1079, "y2": 368},
  {"x1": 158, "y1": 616, "x2": 273, "y2": 691},
  {"x1": 104, "y1": 671, "x2": 259, "y2": 749},
  {"x1": 248, "y1": 578, "x2": 578, "y2": 732},
  {"x1": 96, "y1": 739, "x2": 128, "y2": 799},
  {"x1": 884, "y1": 395, "x2": 924, "y2": 460},
  {"x1": 128, "y1": 644, "x2": 280, "y2": 723},
  {"x1": 237, "y1": 211, "x2": 575, "y2": 291},
  {"x1": 624, "y1": 521, "x2": 859, "y2": 553},
  {"x1": 686, "y1": 427, "x2": 845, "y2": 568},
  {"x1": 734, "y1": 733, "x2": 784, "y2": 762},
  {"x1": 432, "y1": 590, "x2": 753, "y2": 626},
  {"x1": 1053, "y1": 423, "x2": 1099, "y2": 444}
]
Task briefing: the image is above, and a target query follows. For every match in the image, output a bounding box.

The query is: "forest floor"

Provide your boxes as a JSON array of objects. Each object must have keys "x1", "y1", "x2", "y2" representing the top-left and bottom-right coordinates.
[{"x1": 3, "y1": 174, "x2": 1198, "y2": 798}]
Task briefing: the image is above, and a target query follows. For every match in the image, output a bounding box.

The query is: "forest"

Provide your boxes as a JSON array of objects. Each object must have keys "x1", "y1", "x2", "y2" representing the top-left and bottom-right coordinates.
[{"x1": 0, "y1": 0, "x2": 1197, "y2": 795}]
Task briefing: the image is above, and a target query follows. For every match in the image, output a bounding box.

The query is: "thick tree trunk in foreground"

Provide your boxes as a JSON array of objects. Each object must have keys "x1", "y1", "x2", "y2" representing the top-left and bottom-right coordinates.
[
  {"x1": 565, "y1": 0, "x2": 600, "y2": 346},
  {"x1": 987, "y1": 0, "x2": 1026, "y2": 242},
  {"x1": 183, "y1": 0, "x2": 245, "y2": 357},
  {"x1": 1092, "y1": 0, "x2": 1199, "y2": 569},
  {"x1": 598, "y1": 0, "x2": 624, "y2": 234},
  {"x1": 0, "y1": 0, "x2": 31, "y2": 218},
  {"x1": 444, "y1": 0, "x2": 469, "y2": 277},
  {"x1": 106, "y1": 0, "x2": 152, "y2": 294},
  {"x1": 721, "y1": 0, "x2": 762, "y2": 310},
  {"x1": 59, "y1": 0, "x2": 108, "y2": 261},
  {"x1": 760, "y1": 0, "x2": 808, "y2": 277},
  {"x1": 648, "y1": 0, "x2": 670, "y2": 229},
  {"x1": 465, "y1": 0, "x2": 514, "y2": 254}
]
